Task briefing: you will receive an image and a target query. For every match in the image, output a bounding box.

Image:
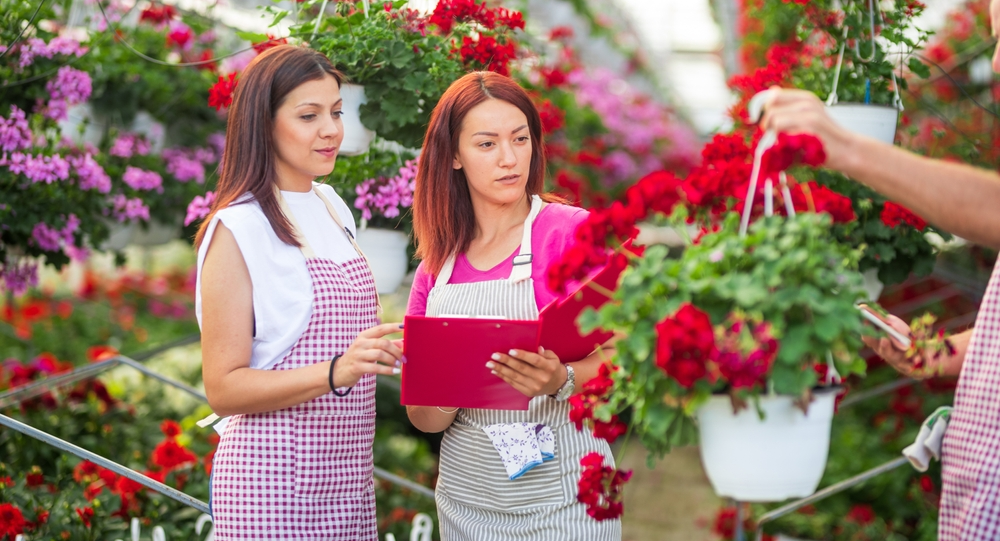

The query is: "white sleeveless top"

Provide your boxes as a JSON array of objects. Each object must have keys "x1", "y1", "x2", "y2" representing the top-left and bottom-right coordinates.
[{"x1": 195, "y1": 182, "x2": 358, "y2": 371}]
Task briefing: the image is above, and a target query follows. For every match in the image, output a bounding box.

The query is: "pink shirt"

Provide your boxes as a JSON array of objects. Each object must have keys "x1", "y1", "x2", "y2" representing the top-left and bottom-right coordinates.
[{"x1": 406, "y1": 203, "x2": 588, "y2": 317}]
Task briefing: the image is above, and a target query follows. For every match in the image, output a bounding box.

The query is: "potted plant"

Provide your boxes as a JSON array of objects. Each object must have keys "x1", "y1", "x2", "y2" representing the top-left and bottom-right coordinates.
[{"x1": 352, "y1": 157, "x2": 418, "y2": 294}]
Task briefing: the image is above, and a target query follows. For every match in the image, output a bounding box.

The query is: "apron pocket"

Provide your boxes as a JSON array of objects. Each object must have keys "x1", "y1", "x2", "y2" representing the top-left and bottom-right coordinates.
[
  {"x1": 438, "y1": 425, "x2": 568, "y2": 512},
  {"x1": 293, "y1": 413, "x2": 374, "y2": 500}
]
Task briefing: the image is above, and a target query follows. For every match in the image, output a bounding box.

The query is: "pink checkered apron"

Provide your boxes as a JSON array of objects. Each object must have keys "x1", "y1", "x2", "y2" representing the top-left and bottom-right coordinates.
[
  {"x1": 939, "y1": 254, "x2": 1000, "y2": 540},
  {"x1": 210, "y1": 188, "x2": 379, "y2": 540}
]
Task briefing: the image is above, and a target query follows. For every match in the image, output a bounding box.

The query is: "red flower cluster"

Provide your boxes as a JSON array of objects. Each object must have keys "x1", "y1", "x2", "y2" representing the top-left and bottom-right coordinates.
[
  {"x1": 0, "y1": 503, "x2": 26, "y2": 538},
  {"x1": 576, "y1": 452, "x2": 632, "y2": 521},
  {"x1": 75, "y1": 506, "x2": 95, "y2": 528},
  {"x1": 790, "y1": 181, "x2": 856, "y2": 223},
  {"x1": 714, "y1": 317, "x2": 779, "y2": 389},
  {"x1": 547, "y1": 171, "x2": 681, "y2": 294},
  {"x1": 539, "y1": 66, "x2": 568, "y2": 88},
  {"x1": 760, "y1": 133, "x2": 826, "y2": 180},
  {"x1": 568, "y1": 363, "x2": 627, "y2": 444},
  {"x1": 457, "y1": 35, "x2": 517, "y2": 76},
  {"x1": 845, "y1": 503, "x2": 876, "y2": 525},
  {"x1": 138, "y1": 2, "x2": 177, "y2": 26},
  {"x1": 655, "y1": 304, "x2": 716, "y2": 388},
  {"x1": 880, "y1": 202, "x2": 927, "y2": 231},
  {"x1": 208, "y1": 72, "x2": 237, "y2": 111},
  {"x1": 537, "y1": 98, "x2": 565, "y2": 134},
  {"x1": 429, "y1": 0, "x2": 523, "y2": 33},
  {"x1": 252, "y1": 34, "x2": 288, "y2": 54},
  {"x1": 166, "y1": 25, "x2": 193, "y2": 49}
]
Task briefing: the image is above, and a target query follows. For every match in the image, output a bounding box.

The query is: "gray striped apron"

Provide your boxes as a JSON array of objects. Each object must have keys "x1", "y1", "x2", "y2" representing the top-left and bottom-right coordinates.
[{"x1": 425, "y1": 195, "x2": 621, "y2": 541}]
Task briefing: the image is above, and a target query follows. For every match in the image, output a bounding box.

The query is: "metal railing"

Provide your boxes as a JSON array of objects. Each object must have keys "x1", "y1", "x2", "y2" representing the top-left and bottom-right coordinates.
[{"x1": 1, "y1": 344, "x2": 435, "y2": 511}]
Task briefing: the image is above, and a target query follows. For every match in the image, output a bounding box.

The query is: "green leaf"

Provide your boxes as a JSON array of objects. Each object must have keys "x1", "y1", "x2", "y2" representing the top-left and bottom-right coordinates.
[
  {"x1": 908, "y1": 58, "x2": 931, "y2": 79},
  {"x1": 236, "y1": 31, "x2": 270, "y2": 42}
]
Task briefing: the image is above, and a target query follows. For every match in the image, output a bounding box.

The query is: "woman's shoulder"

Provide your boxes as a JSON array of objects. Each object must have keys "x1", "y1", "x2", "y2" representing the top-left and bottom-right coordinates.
[
  {"x1": 213, "y1": 194, "x2": 266, "y2": 232},
  {"x1": 541, "y1": 201, "x2": 588, "y2": 223}
]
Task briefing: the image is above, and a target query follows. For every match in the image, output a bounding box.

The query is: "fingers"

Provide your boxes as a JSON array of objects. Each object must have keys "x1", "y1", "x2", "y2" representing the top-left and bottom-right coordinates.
[{"x1": 358, "y1": 322, "x2": 405, "y2": 339}]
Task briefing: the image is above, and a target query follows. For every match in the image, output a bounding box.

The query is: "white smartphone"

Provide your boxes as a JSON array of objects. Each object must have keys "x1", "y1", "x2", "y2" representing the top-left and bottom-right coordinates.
[{"x1": 857, "y1": 305, "x2": 912, "y2": 349}]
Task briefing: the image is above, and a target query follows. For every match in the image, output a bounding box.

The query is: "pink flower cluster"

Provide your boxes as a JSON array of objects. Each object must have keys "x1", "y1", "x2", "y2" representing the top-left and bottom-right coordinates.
[
  {"x1": 1, "y1": 152, "x2": 70, "y2": 184},
  {"x1": 43, "y1": 66, "x2": 92, "y2": 122},
  {"x1": 31, "y1": 215, "x2": 86, "y2": 260},
  {"x1": 109, "y1": 194, "x2": 150, "y2": 223},
  {"x1": 68, "y1": 154, "x2": 112, "y2": 193},
  {"x1": 354, "y1": 158, "x2": 418, "y2": 221},
  {"x1": 163, "y1": 146, "x2": 217, "y2": 184},
  {"x1": 0, "y1": 105, "x2": 33, "y2": 153},
  {"x1": 122, "y1": 166, "x2": 163, "y2": 192},
  {"x1": 109, "y1": 132, "x2": 152, "y2": 158},
  {"x1": 184, "y1": 191, "x2": 215, "y2": 226},
  {"x1": 14, "y1": 37, "x2": 87, "y2": 70}
]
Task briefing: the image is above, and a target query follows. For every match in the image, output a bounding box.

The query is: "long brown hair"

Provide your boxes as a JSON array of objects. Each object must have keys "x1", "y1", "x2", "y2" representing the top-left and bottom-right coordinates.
[
  {"x1": 195, "y1": 45, "x2": 344, "y2": 248},
  {"x1": 413, "y1": 71, "x2": 560, "y2": 276}
]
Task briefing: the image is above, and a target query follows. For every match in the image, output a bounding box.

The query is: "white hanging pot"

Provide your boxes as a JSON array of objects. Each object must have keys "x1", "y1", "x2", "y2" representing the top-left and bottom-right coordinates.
[
  {"x1": 696, "y1": 389, "x2": 837, "y2": 502},
  {"x1": 825, "y1": 103, "x2": 899, "y2": 145},
  {"x1": 338, "y1": 83, "x2": 376, "y2": 156},
  {"x1": 861, "y1": 267, "x2": 884, "y2": 302},
  {"x1": 355, "y1": 227, "x2": 409, "y2": 294}
]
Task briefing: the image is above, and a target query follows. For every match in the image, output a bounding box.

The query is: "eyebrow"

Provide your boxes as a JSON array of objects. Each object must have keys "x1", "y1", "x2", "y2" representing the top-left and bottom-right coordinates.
[
  {"x1": 472, "y1": 124, "x2": 529, "y2": 137},
  {"x1": 296, "y1": 99, "x2": 343, "y2": 108}
]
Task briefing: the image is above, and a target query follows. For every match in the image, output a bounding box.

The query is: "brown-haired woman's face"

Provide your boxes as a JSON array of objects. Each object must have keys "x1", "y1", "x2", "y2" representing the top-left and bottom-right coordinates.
[
  {"x1": 272, "y1": 74, "x2": 343, "y2": 189},
  {"x1": 452, "y1": 98, "x2": 532, "y2": 207}
]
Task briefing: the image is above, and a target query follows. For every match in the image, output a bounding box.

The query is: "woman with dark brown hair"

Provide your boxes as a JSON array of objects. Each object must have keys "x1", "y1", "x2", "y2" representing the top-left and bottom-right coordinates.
[
  {"x1": 194, "y1": 45, "x2": 402, "y2": 540},
  {"x1": 405, "y1": 71, "x2": 621, "y2": 540}
]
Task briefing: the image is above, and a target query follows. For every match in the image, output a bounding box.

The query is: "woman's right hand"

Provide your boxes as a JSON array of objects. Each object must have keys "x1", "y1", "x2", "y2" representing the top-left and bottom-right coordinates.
[
  {"x1": 860, "y1": 314, "x2": 932, "y2": 379},
  {"x1": 332, "y1": 322, "x2": 404, "y2": 389}
]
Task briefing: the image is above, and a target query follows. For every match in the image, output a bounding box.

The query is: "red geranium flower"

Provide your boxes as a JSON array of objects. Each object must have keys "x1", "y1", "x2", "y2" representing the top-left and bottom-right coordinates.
[
  {"x1": 539, "y1": 66, "x2": 568, "y2": 88},
  {"x1": 252, "y1": 34, "x2": 287, "y2": 54},
  {"x1": 75, "y1": 506, "x2": 94, "y2": 528},
  {"x1": 208, "y1": 72, "x2": 237, "y2": 111},
  {"x1": 576, "y1": 452, "x2": 632, "y2": 520},
  {"x1": 0, "y1": 504, "x2": 26, "y2": 538},
  {"x1": 655, "y1": 304, "x2": 716, "y2": 388},
  {"x1": 881, "y1": 201, "x2": 927, "y2": 231},
  {"x1": 138, "y1": 3, "x2": 177, "y2": 26},
  {"x1": 714, "y1": 318, "x2": 779, "y2": 389},
  {"x1": 26, "y1": 470, "x2": 45, "y2": 488},
  {"x1": 160, "y1": 419, "x2": 182, "y2": 439},
  {"x1": 845, "y1": 503, "x2": 876, "y2": 525},
  {"x1": 151, "y1": 439, "x2": 198, "y2": 470},
  {"x1": 87, "y1": 345, "x2": 119, "y2": 363}
]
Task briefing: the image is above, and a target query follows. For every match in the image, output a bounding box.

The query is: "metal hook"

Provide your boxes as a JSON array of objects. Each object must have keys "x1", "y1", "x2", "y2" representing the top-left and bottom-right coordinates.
[{"x1": 852, "y1": 0, "x2": 877, "y2": 63}]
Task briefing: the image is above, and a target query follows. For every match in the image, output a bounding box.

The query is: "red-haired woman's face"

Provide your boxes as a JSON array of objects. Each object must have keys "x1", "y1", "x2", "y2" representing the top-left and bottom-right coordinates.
[
  {"x1": 452, "y1": 99, "x2": 532, "y2": 207},
  {"x1": 272, "y1": 75, "x2": 343, "y2": 190}
]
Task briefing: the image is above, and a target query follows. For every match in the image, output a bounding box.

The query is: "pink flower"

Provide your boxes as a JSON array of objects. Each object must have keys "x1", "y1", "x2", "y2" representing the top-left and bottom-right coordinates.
[
  {"x1": 69, "y1": 153, "x2": 111, "y2": 193},
  {"x1": 1, "y1": 152, "x2": 70, "y2": 183},
  {"x1": 122, "y1": 166, "x2": 163, "y2": 192},
  {"x1": 184, "y1": 191, "x2": 215, "y2": 226},
  {"x1": 163, "y1": 148, "x2": 206, "y2": 183},
  {"x1": 43, "y1": 67, "x2": 92, "y2": 121},
  {"x1": 109, "y1": 194, "x2": 150, "y2": 222},
  {"x1": 109, "y1": 132, "x2": 151, "y2": 158},
  {"x1": 0, "y1": 105, "x2": 33, "y2": 153},
  {"x1": 354, "y1": 158, "x2": 418, "y2": 221},
  {"x1": 166, "y1": 21, "x2": 194, "y2": 50},
  {"x1": 1, "y1": 258, "x2": 39, "y2": 295}
]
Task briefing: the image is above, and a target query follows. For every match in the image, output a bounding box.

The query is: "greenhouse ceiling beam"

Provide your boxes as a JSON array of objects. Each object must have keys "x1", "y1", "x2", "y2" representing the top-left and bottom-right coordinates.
[{"x1": 0, "y1": 413, "x2": 211, "y2": 515}]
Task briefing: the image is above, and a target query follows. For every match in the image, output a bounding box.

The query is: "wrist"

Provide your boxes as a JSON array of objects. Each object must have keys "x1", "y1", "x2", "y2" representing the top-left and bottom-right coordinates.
[{"x1": 551, "y1": 364, "x2": 575, "y2": 401}]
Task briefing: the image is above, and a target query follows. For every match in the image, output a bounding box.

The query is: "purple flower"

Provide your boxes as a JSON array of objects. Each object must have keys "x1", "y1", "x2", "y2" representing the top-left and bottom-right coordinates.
[
  {"x1": 184, "y1": 191, "x2": 215, "y2": 226},
  {"x1": 122, "y1": 166, "x2": 163, "y2": 192},
  {"x1": 69, "y1": 153, "x2": 112, "y2": 193},
  {"x1": 109, "y1": 194, "x2": 150, "y2": 222},
  {"x1": 1, "y1": 258, "x2": 39, "y2": 295},
  {"x1": 31, "y1": 222, "x2": 63, "y2": 251},
  {"x1": 353, "y1": 157, "x2": 419, "y2": 222},
  {"x1": 109, "y1": 132, "x2": 151, "y2": 158},
  {"x1": 1, "y1": 152, "x2": 71, "y2": 183},
  {"x1": 0, "y1": 105, "x2": 33, "y2": 153},
  {"x1": 44, "y1": 67, "x2": 92, "y2": 121},
  {"x1": 163, "y1": 148, "x2": 206, "y2": 183},
  {"x1": 16, "y1": 36, "x2": 87, "y2": 69}
]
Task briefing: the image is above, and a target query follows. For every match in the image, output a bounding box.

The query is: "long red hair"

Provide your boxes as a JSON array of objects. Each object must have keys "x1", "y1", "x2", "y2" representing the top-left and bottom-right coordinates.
[
  {"x1": 194, "y1": 45, "x2": 344, "y2": 249},
  {"x1": 413, "y1": 71, "x2": 561, "y2": 276}
]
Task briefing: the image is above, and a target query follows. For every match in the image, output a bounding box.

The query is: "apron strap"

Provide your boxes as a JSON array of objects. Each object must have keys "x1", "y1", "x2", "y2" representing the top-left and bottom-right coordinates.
[
  {"x1": 275, "y1": 185, "x2": 383, "y2": 314},
  {"x1": 509, "y1": 194, "x2": 542, "y2": 283}
]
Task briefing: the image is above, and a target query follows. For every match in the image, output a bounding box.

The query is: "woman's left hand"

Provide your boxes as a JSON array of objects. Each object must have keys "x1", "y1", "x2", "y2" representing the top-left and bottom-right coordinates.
[{"x1": 488, "y1": 347, "x2": 567, "y2": 397}]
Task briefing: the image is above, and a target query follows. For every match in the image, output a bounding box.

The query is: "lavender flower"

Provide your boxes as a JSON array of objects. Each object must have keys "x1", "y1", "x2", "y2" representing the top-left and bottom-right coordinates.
[
  {"x1": 31, "y1": 222, "x2": 63, "y2": 252},
  {"x1": 184, "y1": 191, "x2": 216, "y2": 226},
  {"x1": 1, "y1": 152, "x2": 71, "y2": 183},
  {"x1": 16, "y1": 36, "x2": 87, "y2": 69},
  {"x1": 0, "y1": 105, "x2": 33, "y2": 153},
  {"x1": 109, "y1": 194, "x2": 150, "y2": 222},
  {"x1": 163, "y1": 148, "x2": 206, "y2": 183},
  {"x1": 44, "y1": 66, "x2": 92, "y2": 121},
  {"x1": 1, "y1": 257, "x2": 39, "y2": 296},
  {"x1": 122, "y1": 166, "x2": 163, "y2": 192},
  {"x1": 69, "y1": 154, "x2": 112, "y2": 193}
]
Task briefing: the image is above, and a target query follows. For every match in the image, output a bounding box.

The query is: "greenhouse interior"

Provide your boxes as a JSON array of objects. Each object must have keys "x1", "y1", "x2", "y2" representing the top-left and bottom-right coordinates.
[{"x1": 2, "y1": 0, "x2": 1000, "y2": 539}]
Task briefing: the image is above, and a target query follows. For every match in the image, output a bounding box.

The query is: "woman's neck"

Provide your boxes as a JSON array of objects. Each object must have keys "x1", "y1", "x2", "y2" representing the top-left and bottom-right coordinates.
[{"x1": 471, "y1": 195, "x2": 531, "y2": 246}]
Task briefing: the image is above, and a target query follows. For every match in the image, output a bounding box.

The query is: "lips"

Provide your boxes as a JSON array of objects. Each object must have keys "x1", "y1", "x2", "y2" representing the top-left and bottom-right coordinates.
[
  {"x1": 315, "y1": 147, "x2": 338, "y2": 158},
  {"x1": 496, "y1": 174, "x2": 520, "y2": 182}
]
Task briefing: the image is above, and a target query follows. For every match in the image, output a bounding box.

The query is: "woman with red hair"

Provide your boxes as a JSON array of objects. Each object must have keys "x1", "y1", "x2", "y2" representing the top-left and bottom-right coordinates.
[
  {"x1": 195, "y1": 45, "x2": 403, "y2": 539},
  {"x1": 406, "y1": 71, "x2": 620, "y2": 540}
]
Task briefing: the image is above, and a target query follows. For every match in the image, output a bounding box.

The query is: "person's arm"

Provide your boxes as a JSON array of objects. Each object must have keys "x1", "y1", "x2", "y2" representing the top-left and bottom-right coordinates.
[
  {"x1": 201, "y1": 222, "x2": 403, "y2": 417},
  {"x1": 860, "y1": 312, "x2": 971, "y2": 378},
  {"x1": 760, "y1": 89, "x2": 1000, "y2": 249},
  {"x1": 488, "y1": 341, "x2": 615, "y2": 398}
]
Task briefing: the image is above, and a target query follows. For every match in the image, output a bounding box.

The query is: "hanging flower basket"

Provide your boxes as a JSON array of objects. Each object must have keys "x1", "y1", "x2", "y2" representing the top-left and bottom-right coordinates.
[
  {"x1": 356, "y1": 226, "x2": 409, "y2": 294},
  {"x1": 339, "y1": 83, "x2": 376, "y2": 156},
  {"x1": 825, "y1": 103, "x2": 899, "y2": 145},
  {"x1": 696, "y1": 389, "x2": 838, "y2": 502}
]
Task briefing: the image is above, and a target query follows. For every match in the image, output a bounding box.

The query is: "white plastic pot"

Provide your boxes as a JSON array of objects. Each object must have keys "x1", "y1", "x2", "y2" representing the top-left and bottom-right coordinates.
[
  {"x1": 696, "y1": 390, "x2": 837, "y2": 502},
  {"x1": 339, "y1": 84, "x2": 376, "y2": 156},
  {"x1": 825, "y1": 103, "x2": 899, "y2": 145},
  {"x1": 862, "y1": 268, "x2": 884, "y2": 302},
  {"x1": 355, "y1": 227, "x2": 409, "y2": 294}
]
